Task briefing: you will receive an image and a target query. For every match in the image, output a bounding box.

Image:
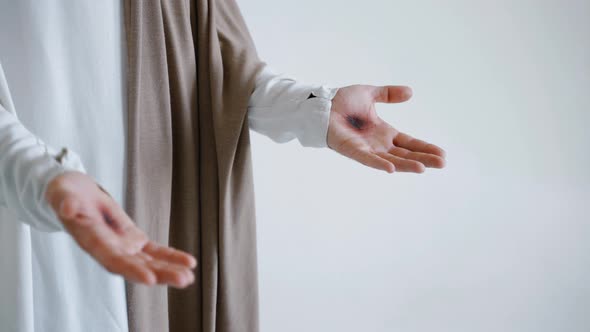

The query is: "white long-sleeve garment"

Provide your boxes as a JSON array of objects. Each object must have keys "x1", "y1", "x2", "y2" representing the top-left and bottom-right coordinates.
[{"x1": 0, "y1": 1, "x2": 338, "y2": 332}]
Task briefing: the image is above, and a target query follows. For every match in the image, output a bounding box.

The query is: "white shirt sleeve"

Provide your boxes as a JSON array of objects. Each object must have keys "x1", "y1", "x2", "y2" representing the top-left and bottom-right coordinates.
[
  {"x1": 0, "y1": 61, "x2": 336, "y2": 232},
  {"x1": 248, "y1": 63, "x2": 339, "y2": 148},
  {"x1": 0, "y1": 63, "x2": 86, "y2": 232}
]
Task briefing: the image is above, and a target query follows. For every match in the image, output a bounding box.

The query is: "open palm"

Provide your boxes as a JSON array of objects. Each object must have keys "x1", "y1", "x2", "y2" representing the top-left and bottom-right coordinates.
[
  {"x1": 327, "y1": 84, "x2": 446, "y2": 173},
  {"x1": 45, "y1": 171, "x2": 196, "y2": 288}
]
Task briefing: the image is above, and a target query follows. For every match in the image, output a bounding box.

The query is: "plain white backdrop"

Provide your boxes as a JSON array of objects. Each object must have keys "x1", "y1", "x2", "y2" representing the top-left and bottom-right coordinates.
[{"x1": 241, "y1": 1, "x2": 590, "y2": 331}]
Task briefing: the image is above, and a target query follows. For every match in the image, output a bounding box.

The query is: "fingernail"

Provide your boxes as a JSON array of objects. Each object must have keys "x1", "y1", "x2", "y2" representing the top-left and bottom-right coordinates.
[{"x1": 404, "y1": 87, "x2": 413, "y2": 98}]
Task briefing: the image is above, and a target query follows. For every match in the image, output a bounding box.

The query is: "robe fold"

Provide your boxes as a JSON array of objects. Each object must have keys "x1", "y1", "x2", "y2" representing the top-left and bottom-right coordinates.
[{"x1": 124, "y1": 0, "x2": 266, "y2": 331}]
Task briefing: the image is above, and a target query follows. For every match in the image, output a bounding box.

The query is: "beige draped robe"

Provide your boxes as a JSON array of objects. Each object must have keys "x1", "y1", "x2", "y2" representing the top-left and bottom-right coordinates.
[{"x1": 123, "y1": 0, "x2": 266, "y2": 331}]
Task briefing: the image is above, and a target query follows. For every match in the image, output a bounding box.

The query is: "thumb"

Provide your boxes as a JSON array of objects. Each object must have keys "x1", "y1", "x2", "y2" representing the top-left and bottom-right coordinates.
[{"x1": 372, "y1": 85, "x2": 413, "y2": 104}]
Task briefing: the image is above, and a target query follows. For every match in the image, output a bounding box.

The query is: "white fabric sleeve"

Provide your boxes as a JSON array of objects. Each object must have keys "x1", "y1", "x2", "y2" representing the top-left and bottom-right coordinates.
[
  {"x1": 0, "y1": 63, "x2": 86, "y2": 232},
  {"x1": 247, "y1": 63, "x2": 339, "y2": 148}
]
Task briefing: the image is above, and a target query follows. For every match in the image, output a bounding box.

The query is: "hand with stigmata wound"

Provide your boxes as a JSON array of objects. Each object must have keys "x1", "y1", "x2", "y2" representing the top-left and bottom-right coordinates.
[
  {"x1": 327, "y1": 85, "x2": 446, "y2": 173},
  {"x1": 45, "y1": 171, "x2": 197, "y2": 288}
]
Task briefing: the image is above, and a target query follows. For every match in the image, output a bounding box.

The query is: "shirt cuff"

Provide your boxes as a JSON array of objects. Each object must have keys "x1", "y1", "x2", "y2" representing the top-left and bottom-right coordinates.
[
  {"x1": 297, "y1": 84, "x2": 339, "y2": 148},
  {"x1": 247, "y1": 64, "x2": 340, "y2": 148}
]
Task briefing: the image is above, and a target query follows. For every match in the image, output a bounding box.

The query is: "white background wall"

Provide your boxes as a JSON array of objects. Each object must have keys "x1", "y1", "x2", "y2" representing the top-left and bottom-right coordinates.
[{"x1": 241, "y1": 1, "x2": 590, "y2": 331}]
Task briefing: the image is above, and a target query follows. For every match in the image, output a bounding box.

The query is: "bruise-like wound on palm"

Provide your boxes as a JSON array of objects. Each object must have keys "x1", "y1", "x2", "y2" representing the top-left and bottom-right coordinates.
[
  {"x1": 346, "y1": 114, "x2": 365, "y2": 130},
  {"x1": 102, "y1": 211, "x2": 121, "y2": 233}
]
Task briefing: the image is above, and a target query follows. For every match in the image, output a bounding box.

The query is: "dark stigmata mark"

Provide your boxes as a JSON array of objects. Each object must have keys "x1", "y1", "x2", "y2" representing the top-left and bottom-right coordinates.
[
  {"x1": 307, "y1": 92, "x2": 317, "y2": 99},
  {"x1": 346, "y1": 115, "x2": 365, "y2": 130},
  {"x1": 102, "y1": 211, "x2": 118, "y2": 230}
]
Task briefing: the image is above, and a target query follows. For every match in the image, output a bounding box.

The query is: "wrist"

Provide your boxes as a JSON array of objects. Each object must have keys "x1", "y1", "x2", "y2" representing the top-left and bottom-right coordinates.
[
  {"x1": 44, "y1": 170, "x2": 82, "y2": 214},
  {"x1": 327, "y1": 89, "x2": 342, "y2": 150}
]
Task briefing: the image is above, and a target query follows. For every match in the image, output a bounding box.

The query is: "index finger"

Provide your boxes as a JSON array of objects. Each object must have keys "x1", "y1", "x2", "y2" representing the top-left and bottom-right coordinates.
[
  {"x1": 143, "y1": 242, "x2": 197, "y2": 269},
  {"x1": 393, "y1": 132, "x2": 446, "y2": 158}
]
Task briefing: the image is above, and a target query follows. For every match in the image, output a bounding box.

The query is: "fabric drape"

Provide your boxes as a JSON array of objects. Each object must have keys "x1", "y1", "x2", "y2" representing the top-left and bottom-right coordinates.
[{"x1": 123, "y1": 1, "x2": 266, "y2": 331}]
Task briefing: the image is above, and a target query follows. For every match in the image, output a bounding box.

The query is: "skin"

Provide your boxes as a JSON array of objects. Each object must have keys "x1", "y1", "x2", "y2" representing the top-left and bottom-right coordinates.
[
  {"x1": 45, "y1": 84, "x2": 445, "y2": 289},
  {"x1": 327, "y1": 85, "x2": 446, "y2": 173},
  {"x1": 45, "y1": 172, "x2": 196, "y2": 288}
]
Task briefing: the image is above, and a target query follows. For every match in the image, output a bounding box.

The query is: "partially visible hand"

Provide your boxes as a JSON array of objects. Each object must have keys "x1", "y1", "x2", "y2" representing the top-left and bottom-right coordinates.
[
  {"x1": 45, "y1": 171, "x2": 196, "y2": 288},
  {"x1": 327, "y1": 85, "x2": 446, "y2": 173}
]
